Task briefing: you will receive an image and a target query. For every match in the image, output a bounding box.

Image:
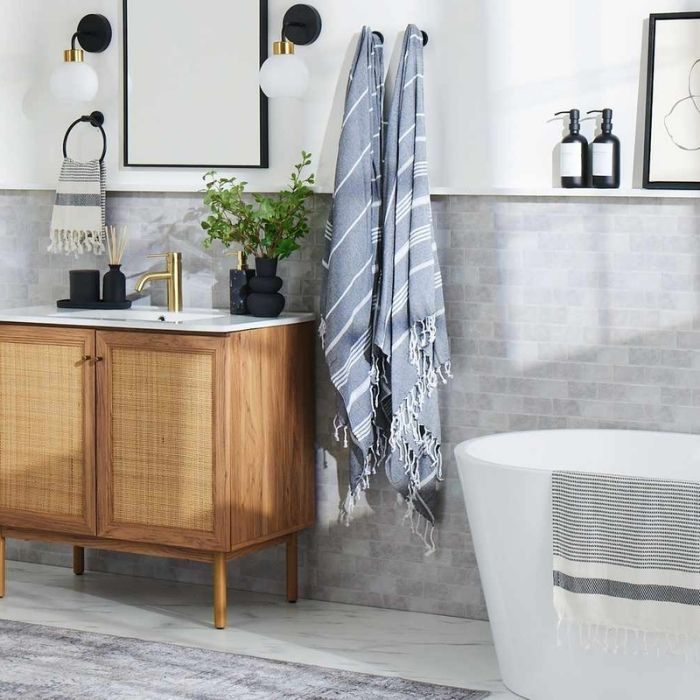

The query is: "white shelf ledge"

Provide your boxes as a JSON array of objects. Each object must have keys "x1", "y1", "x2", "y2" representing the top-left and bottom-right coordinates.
[
  {"x1": 3, "y1": 182, "x2": 699, "y2": 199},
  {"x1": 429, "y1": 187, "x2": 700, "y2": 199}
]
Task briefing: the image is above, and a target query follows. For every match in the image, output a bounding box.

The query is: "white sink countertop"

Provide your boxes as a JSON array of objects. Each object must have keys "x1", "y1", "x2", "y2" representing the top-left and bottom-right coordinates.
[{"x1": 0, "y1": 306, "x2": 316, "y2": 334}]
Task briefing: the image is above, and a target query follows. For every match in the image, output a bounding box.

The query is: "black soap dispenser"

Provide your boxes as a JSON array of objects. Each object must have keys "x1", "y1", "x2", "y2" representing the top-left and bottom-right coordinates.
[
  {"x1": 229, "y1": 251, "x2": 254, "y2": 315},
  {"x1": 554, "y1": 109, "x2": 588, "y2": 188},
  {"x1": 587, "y1": 108, "x2": 620, "y2": 189}
]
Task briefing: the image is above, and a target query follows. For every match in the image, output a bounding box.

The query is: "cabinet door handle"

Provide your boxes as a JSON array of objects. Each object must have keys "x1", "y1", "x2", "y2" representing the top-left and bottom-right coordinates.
[
  {"x1": 77, "y1": 354, "x2": 92, "y2": 367},
  {"x1": 94, "y1": 356, "x2": 104, "y2": 363}
]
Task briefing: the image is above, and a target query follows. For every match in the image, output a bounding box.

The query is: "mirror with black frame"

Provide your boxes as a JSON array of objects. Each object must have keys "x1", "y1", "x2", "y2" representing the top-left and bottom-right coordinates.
[{"x1": 123, "y1": 0, "x2": 268, "y2": 168}]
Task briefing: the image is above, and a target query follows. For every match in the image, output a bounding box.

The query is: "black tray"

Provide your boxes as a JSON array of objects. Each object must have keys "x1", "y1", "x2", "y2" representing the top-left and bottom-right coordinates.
[{"x1": 56, "y1": 299, "x2": 132, "y2": 310}]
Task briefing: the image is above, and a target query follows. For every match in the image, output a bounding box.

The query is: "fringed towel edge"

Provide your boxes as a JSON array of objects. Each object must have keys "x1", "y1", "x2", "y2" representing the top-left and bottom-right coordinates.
[
  {"x1": 48, "y1": 229, "x2": 105, "y2": 257},
  {"x1": 556, "y1": 615, "x2": 700, "y2": 660},
  {"x1": 337, "y1": 352, "x2": 385, "y2": 522},
  {"x1": 334, "y1": 314, "x2": 450, "y2": 555}
]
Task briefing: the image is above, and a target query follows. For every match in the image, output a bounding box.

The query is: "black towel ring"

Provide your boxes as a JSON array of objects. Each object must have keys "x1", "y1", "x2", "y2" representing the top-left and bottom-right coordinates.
[{"x1": 62, "y1": 110, "x2": 107, "y2": 162}]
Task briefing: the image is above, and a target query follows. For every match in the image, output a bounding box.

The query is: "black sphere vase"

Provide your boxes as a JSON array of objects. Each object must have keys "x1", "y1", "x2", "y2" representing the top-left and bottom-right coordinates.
[{"x1": 247, "y1": 257, "x2": 285, "y2": 318}]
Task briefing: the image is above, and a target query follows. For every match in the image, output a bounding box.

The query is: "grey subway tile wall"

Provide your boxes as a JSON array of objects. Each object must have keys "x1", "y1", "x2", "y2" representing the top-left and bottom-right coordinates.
[{"x1": 3, "y1": 190, "x2": 700, "y2": 620}]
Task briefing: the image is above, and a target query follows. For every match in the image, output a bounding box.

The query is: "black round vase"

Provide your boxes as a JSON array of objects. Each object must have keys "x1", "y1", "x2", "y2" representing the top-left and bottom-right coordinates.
[
  {"x1": 247, "y1": 257, "x2": 285, "y2": 318},
  {"x1": 102, "y1": 264, "x2": 126, "y2": 302}
]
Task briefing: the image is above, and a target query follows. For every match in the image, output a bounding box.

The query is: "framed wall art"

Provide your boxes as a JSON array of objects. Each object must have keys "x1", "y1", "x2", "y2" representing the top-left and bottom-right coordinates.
[{"x1": 644, "y1": 12, "x2": 700, "y2": 189}]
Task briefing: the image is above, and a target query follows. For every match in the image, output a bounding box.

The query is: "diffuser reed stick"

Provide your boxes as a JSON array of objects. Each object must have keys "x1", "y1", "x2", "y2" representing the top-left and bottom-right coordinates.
[{"x1": 105, "y1": 226, "x2": 129, "y2": 265}]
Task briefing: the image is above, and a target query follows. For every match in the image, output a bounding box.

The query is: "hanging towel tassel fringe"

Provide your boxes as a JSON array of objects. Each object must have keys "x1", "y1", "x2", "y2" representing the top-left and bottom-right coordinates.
[
  {"x1": 48, "y1": 228, "x2": 105, "y2": 256},
  {"x1": 347, "y1": 314, "x2": 447, "y2": 552},
  {"x1": 389, "y1": 313, "x2": 450, "y2": 499},
  {"x1": 335, "y1": 353, "x2": 388, "y2": 526}
]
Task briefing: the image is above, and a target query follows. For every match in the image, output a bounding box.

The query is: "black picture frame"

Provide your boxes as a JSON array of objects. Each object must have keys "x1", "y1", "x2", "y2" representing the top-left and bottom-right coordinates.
[
  {"x1": 123, "y1": 0, "x2": 269, "y2": 169},
  {"x1": 643, "y1": 12, "x2": 700, "y2": 189}
]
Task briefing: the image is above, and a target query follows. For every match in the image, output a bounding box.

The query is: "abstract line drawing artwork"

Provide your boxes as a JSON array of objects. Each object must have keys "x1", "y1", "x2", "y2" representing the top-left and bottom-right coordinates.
[
  {"x1": 644, "y1": 12, "x2": 700, "y2": 189},
  {"x1": 664, "y1": 58, "x2": 700, "y2": 151}
]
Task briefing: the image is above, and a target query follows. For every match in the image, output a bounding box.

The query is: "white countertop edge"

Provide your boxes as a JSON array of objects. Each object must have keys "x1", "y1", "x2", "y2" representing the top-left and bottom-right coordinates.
[{"x1": 0, "y1": 306, "x2": 316, "y2": 334}]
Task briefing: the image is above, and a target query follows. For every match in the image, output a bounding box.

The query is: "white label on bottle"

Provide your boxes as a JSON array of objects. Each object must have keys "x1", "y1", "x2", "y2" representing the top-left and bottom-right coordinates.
[
  {"x1": 592, "y1": 142, "x2": 614, "y2": 177},
  {"x1": 560, "y1": 142, "x2": 582, "y2": 177}
]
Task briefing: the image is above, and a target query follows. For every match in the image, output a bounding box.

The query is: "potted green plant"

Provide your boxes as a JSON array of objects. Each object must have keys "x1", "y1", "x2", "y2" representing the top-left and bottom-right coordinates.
[{"x1": 201, "y1": 152, "x2": 315, "y2": 317}]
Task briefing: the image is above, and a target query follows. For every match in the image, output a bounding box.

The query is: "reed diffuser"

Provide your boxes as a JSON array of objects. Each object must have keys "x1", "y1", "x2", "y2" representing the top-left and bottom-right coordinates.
[{"x1": 103, "y1": 226, "x2": 129, "y2": 302}]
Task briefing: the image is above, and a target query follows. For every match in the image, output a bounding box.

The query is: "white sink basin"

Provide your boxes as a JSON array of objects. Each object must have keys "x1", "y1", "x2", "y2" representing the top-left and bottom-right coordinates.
[{"x1": 50, "y1": 308, "x2": 230, "y2": 324}]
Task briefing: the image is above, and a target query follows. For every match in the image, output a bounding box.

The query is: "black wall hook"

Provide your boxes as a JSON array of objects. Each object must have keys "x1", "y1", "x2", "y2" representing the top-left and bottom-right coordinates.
[
  {"x1": 62, "y1": 110, "x2": 107, "y2": 162},
  {"x1": 371, "y1": 29, "x2": 426, "y2": 45}
]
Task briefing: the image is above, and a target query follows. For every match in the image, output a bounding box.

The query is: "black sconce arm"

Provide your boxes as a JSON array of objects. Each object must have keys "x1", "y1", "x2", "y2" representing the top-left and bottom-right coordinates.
[{"x1": 281, "y1": 22, "x2": 305, "y2": 42}]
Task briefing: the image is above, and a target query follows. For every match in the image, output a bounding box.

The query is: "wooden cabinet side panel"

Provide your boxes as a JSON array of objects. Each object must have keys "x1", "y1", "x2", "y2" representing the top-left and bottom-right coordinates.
[{"x1": 230, "y1": 322, "x2": 316, "y2": 546}]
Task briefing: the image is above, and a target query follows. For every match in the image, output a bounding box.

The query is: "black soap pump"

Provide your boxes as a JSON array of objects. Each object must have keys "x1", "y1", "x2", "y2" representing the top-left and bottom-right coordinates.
[
  {"x1": 554, "y1": 109, "x2": 588, "y2": 188},
  {"x1": 587, "y1": 108, "x2": 620, "y2": 189},
  {"x1": 228, "y1": 250, "x2": 254, "y2": 315}
]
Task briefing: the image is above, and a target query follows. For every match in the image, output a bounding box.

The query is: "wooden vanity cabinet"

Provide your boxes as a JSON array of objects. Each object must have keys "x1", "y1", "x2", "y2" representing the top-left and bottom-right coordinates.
[{"x1": 0, "y1": 321, "x2": 315, "y2": 629}]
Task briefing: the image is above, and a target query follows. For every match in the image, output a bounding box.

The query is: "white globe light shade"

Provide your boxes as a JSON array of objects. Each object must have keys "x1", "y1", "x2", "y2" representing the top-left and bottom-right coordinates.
[
  {"x1": 50, "y1": 61, "x2": 99, "y2": 102},
  {"x1": 259, "y1": 54, "x2": 309, "y2": 98}
]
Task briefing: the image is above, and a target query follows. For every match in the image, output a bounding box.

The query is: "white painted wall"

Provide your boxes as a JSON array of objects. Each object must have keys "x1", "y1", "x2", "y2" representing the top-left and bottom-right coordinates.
[{"x1": 1, "y1": 0, "x2": 698, "y2": 193}]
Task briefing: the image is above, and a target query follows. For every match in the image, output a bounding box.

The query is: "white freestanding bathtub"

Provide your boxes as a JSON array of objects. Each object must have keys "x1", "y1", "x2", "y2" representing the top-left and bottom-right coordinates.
[{"x1": 455, "y1": 429, "x2": 700, "y2": 700}]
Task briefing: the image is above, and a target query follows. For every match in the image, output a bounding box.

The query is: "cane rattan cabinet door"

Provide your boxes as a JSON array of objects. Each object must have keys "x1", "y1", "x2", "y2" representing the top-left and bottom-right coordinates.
[
  {"x1": 0, "y1": 325, "x2": 96, "y2": 534},
  {"x1": 96, "y1": 331, "x2": 229, "y2": 550}
]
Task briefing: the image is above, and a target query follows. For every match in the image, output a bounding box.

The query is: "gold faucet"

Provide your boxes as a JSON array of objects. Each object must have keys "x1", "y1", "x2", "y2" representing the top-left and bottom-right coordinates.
[{"x1": 135, "y1": 252, "x2": 183, "y2": 312}]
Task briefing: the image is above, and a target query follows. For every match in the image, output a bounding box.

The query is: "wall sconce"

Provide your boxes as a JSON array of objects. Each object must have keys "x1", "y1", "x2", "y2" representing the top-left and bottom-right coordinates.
[
  {"x1": 259, "y1": 4, "x2": 322, "y2": 99},
  {"x1": 50, "y1": 14, "x2": 112, "y2": 102}
]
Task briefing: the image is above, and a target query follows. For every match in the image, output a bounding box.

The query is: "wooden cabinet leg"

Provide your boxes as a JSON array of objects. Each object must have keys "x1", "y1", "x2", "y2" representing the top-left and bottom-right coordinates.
[
  {"x1": 287, "y1": 533, "x2": 298, "y2": 603},
  {"x1": 0, "y1": 534, "x2": 5, "y2": 598},
  {"x1": 72, "y1": 546, "x2": 85, "y2": 576},
  {"x1": 213, "y1": 553, "x2": 227, "y2": 629}
]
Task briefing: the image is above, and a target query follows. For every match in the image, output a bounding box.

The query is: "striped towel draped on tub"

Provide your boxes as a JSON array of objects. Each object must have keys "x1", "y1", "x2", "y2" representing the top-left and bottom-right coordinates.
[
  {"x1": 321, "y1": 25, "x2": 450, "y2": 551},
  {"x1": 553, "y1": 470, "x2": 700, "y2": 651}
]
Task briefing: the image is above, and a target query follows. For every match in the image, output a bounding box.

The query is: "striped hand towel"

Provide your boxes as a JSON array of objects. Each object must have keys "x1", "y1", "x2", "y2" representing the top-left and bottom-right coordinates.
[
  {"x1": 374, "y1": 25, "x2": 450, "y2": 550},
  {"x1": 48, "y1": 157, "x2": 106, "y2": 256},
  {"x1": 319, "y1": 28, "x2": 385, "y2": 517},
  {"x1": 553, "y1": 470, "x2": 700, "y2": 646}
]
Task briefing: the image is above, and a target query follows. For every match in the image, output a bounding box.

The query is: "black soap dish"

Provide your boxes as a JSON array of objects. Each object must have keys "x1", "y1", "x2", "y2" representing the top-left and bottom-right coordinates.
[{"x1": 56, "y1": 299, "x2": 132, "y2": 310}]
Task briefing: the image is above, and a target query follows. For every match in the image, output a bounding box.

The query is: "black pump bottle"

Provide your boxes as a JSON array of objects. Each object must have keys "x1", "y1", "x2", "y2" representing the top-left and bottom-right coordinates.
[
  {"x1": 587, "y1": 108, "x2": 620, "y2": 189},
  {"x1": 229, "y1": 250, "x2": 254, "y2": 314},
  {"x1": 554, "y1": 109, "x2": 588, "y2": 188}
]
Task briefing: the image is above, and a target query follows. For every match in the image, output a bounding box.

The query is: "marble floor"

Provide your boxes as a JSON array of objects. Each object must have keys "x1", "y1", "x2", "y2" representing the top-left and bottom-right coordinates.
[{"x1": 0, "y1": 560, "x2": 517, "y2": 699}]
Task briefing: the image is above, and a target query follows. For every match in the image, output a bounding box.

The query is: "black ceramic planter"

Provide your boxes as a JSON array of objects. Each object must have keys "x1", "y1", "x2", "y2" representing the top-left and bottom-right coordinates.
[{"x1": 247, "y1": 257, "x2": 285, "y2": 318}]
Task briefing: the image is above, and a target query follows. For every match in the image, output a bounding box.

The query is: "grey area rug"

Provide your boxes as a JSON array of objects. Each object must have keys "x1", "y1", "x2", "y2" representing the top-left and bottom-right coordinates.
[{"x1": 0, "y1": 619, "x2": 489, "y2": 699}]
